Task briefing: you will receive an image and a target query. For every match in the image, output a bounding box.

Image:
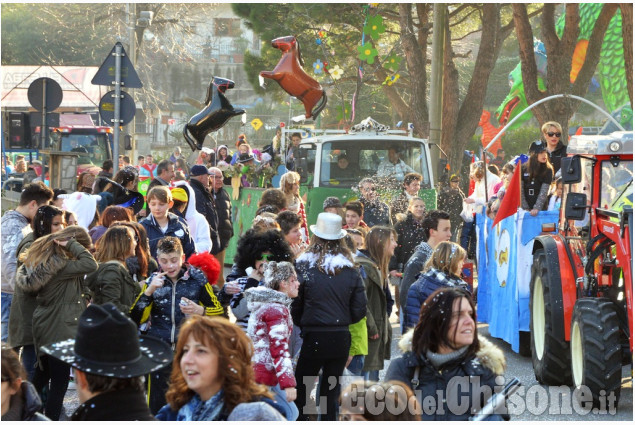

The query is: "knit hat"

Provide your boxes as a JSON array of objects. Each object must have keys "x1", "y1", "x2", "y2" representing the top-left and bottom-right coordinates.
[
  {"x1": 171, "y1": 187, "x2": 188, "y2": 202},
  {"x1": 190, "y1": 165, "x2": 211, "y2": 176}
]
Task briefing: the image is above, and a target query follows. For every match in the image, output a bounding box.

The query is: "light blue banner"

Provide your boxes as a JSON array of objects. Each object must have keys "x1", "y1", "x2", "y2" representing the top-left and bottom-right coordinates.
[{"x1": 476, "y1": 209, "x2": 559, "y2": 353}]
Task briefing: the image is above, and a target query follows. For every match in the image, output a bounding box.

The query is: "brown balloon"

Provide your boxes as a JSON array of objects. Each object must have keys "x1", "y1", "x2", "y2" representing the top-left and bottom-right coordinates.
[{"x1": 260, "y1": 36, "x2": 327, "y2": 120}]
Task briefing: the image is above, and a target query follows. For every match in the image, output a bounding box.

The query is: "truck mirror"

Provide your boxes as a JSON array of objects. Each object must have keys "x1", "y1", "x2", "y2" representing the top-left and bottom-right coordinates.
[
  {"x1": 124, "y1": 134, "x2": 132, "y2": 150},
  {"x1": 564, "y1": 192, "x2": 587, "y2": 221},
  {"x1": 561, "y1": 156, "x2": 582, "y2": 184}
]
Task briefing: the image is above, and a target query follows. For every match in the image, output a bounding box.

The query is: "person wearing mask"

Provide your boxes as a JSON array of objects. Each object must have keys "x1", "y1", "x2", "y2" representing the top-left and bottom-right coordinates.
[
  {"x1": 41, "y1": 303, "x2": 171, "y2": 421},
  {"x1": 209, "y1": 167, "x2": 233, "y2": 286},
  {"x1": 170, "y1": 184, "x2": 212, "y2": 254},
  {"x1": 245, "y1": 262, "x2": 300, "y2": 420},
  {"x1": 85, "y1": 225, "x2": 140, "y2": 314},
  {"x1": 1, "y1": 182, "x2": 54, "y2": 344},
  {"x1": 541, "y1": 121, "x2": 567, "y2": 175},
  {"x1": 522, "y1": 140, "x2": 555, "y2": 216},
  {"x1": 399, "y1": 210, "x2": 452, "y2": 331},
  {"x1": 156, "y1": 316, "x2": 285, "y2": 421},
  {"x1": 8, "y1": 205, "x2": 65, "y2": 381},
  {"x1": 188, "y1": 165, "x2": 221, "y2": 255},
  {"x1": 385, "y1": 287, "x2": 508, "y2": 421},
  {"x1": 358, "y1": 178, "x2": 391, "y2": 227},
  {"x1": 293, "y1": 213, "x2": 367, "y2": 421},
  {"x1": 14, "y1": 226, "x2": 97, "y2": 420},
  {"x1": 1, "y1": 345, "x2": 49, "y2": 421},
  {"x1": 355, "y1": 226, "x2": 397, "y2": 382},
  {"x1": 405, "y1": 241, "x2": 470, "y2": 329}
]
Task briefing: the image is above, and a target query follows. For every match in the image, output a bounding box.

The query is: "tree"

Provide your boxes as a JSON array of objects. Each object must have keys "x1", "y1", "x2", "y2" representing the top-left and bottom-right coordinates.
[
  {"x1": 512, "y1": 4, "x2": 619, "y2": 136},
  {"x1": 234, "y1": 4, "x2": 540, "y2": 174},
  {"x1": 619, "y1": 4, "x2": 633, "y2": 105}
]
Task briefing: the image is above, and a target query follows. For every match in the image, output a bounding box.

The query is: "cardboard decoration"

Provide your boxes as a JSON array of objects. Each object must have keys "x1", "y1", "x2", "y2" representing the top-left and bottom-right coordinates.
[
  {"x1": 183, "y1": 77, "x2": 245, "y2": 151},
  {"x1": 260, "y1": 36, "x2": 327, "y2": 120}
]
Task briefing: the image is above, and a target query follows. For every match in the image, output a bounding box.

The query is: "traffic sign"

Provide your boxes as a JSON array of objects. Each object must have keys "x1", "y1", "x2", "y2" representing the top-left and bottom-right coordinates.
[
  {"x1": 92, "y1": 42, "x2": 143, "y2": 88},
  {"x1": 99, "y1": 90, "x2": 136, "y2": 126},
  {"x1": 27, "y1": 77, "x2": 63, "y2": 111}
]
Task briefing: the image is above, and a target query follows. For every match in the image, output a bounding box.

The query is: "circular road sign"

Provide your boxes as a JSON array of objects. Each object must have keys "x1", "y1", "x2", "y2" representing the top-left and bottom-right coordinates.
[
  {"x1": 27, "y1": 77, "x2": 63, "y2": 111},
  {"x1": 99, "y1": 90, "x2": 136, "y2": 126}
]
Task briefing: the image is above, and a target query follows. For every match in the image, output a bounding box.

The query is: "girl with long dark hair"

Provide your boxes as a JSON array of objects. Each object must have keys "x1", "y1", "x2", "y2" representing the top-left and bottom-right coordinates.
[{"x1": 522, "y1": 140, "x2": 555, "y2": 216}]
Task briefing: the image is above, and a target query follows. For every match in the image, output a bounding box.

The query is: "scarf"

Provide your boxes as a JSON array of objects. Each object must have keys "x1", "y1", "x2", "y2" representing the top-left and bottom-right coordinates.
[
  {"x1": 176, "y1": 390, "x2": 225, "y2": 421},
  {"x1": 425, "y1": 346, "x2": 469, "y2": 369}
]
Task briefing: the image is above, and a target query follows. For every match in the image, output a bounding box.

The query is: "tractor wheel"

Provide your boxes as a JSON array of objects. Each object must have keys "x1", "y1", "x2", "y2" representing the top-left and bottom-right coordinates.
[
  {"x1": 570, "y1": 298, "x2": 622, "y2": 408},
  {"x1": 530, "y1": 250, "x2": 572, "y2": 385}
]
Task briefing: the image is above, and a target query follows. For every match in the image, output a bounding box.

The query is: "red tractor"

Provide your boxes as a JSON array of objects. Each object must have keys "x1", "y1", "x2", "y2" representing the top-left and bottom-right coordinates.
[{"x1": 530, "y1": 131, "x2": 632, "y2": 407}]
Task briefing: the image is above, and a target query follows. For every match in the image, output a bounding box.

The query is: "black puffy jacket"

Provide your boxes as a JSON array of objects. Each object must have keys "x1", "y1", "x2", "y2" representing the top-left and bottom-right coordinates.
[
  {"x1": 385, "y1": 329, "x2": 509, "y2": 421},
  {"x1": 213, "y1": 187, "x2": 234, "y2": 250},
  {"x1": 292, "y1": 252, "x2": 367, "y2": 331},
  {"x1": 547, "y1": 140, "x2": 567, "y2": 175}
]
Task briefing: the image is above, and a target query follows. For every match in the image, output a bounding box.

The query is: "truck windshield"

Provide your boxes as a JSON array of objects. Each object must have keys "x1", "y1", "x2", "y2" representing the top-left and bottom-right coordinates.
[
  {"x1": 319, "y1": 140, "x2": 430, "y2": 188},
  {"x1": 60, "y1": 131, "x2": 110, "y2": 165},
  {"x1": 600, "y1": 160, "x2": 633, "y2": 212}
]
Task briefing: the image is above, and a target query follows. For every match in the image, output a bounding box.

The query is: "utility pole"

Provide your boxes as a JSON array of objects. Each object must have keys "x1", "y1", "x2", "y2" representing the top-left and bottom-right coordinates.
[
  {"x1": 429, "y1": 3, "x2": 446, "y2": 184},
  {"x1": 127, "y1": 3, "x2": 137, "y2": 161}
]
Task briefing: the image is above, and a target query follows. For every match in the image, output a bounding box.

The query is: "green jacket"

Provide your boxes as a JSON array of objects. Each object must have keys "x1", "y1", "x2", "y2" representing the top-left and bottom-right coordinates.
[
  {"x1": 85, "y1": 261, "x2": 141, "y2": 315},
  {"x1": 8, "y1": 233, "x2": 35, "y2": 348},
  {"x1": 355, "y1": 254, "x2": 392, "y2": 371},
  {"x1": 14, "y1": 239, "x2": 98, "y2": 363},
  {"x1": 349, "y1": 317, "x2": 368, "y2": 356}
]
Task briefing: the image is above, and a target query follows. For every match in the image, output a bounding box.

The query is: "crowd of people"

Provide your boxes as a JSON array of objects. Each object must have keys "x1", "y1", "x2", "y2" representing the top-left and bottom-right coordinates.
[{"x1": 0, "y1": 125, "x2": 571, "y2": 421}]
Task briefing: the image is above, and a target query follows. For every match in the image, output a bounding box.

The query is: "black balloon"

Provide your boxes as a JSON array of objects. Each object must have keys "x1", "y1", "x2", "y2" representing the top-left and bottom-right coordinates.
[{"x1": 183, "y1": 77, "x2": 245, "y2": 151}]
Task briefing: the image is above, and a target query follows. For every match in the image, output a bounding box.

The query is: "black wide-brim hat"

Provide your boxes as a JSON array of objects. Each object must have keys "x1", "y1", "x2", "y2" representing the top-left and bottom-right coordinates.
[
  {"x1": 114, "y1": 189, "x2": 145, "y2": 215},
  {"x1": 41, "y1": 303, "x2": 171, "y2": 378}
]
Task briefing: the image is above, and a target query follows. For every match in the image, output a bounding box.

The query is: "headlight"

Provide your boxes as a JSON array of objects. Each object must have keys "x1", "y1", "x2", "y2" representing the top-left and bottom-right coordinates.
[{"x1": 609, "y1": 141, "x2": 621, "y2": 152}]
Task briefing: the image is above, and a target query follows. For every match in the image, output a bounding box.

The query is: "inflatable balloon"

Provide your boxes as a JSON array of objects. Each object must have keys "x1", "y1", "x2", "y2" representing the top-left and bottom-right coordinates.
[
  {"x1": 260, "y1": 36, "x2": 327, "y2": 120},
  {"x1": 183, "y1": 77, "x2": 245, "y2": 151}
]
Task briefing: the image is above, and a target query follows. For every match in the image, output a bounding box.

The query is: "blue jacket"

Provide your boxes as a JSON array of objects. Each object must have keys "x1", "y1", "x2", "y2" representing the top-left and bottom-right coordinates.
[
  {"x1": 140, "y1": 212, "x2": 195, "y2": 260},
  {"x1": 405, "y1": 268, "x2": 469, "y2": 330},
  {"x1": 130, "y1": 265, "x2": 224, "y2": 347}
]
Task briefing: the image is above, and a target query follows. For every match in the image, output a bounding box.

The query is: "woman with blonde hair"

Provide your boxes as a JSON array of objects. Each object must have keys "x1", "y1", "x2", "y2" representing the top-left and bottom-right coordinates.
[
  {"x1": 355, "y1": 226, "x2": 397, "y2": 382},
  {"x1": 14, "y1": 225, "x2": 97, "y2": 420},
  {"x1": 85, "y1": 225, "x2": 140, "y2": 313},
  {"x1": 540, "y1": 120, "x2": 567, "y2": 174},
  {"x1": 279, "y1": 171, "x2": 309, "y2": 240},
  {"x1": 405, "y1": 241, "x2": 469, "y2": 329},
  {"x1": 156, "y1": 316, "x2": 284, "y2": 421}
]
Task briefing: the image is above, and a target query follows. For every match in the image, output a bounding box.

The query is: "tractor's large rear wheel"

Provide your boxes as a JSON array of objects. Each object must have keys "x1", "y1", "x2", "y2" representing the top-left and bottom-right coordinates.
[
  {"x1": 530, "y1": 250, "x2": 572, "y2": 385},
  {"x1": 570, "y1": 298, "x2": 622, "y2": 408}
]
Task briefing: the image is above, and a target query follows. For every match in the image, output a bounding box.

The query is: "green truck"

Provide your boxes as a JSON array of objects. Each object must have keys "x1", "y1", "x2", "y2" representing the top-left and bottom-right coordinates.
[{"x1": 224, "y1": 118, "x2": 438, "y2": 263}]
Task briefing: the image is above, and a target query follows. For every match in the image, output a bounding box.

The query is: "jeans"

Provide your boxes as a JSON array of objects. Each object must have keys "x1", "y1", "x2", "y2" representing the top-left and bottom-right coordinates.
[
  {"x1": 364, "y1": 369, "x2": 380, "y2": 382},
  {"x1": 269, "y1": 383, "x2": 299, "y2": 420},
  {"x1": 32, "y1": 354, "x2": 70, "y2": 421},
  {"x1": 346, "y1": 355, "x2": 365, "y2": 376},
  {"x1": 18, "y1": 344, "x2": 37, "y2": 381},
  {"x1": 1, "y1": 292, "x2": 12, "y2": 342}
]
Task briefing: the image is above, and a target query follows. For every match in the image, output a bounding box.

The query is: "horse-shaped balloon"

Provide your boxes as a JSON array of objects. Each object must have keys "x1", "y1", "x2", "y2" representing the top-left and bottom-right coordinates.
[
  {"x1": 183, "y1": 77, "x2": 245, "y2": 151},
  {"x1": 260, "y1": 36, "x2": 327, "y2": 120}
]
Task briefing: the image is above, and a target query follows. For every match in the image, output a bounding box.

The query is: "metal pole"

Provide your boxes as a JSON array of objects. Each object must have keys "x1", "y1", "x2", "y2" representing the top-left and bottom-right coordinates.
[
  {"x1": 429, "y1": 3, "x2": 446, "y2": 183},
  {"x1": 113, "y1": 43, "x2": 122, "y2": 174},
  {"x1": 41, "y1": 79, "x2": 47, "y2": 149},
  {"x1": 484, "y1": 94, "x2": 626, "y2": 153},
  {"x1": 127, "y1": 3, "x2": 137, "y2": 161}
]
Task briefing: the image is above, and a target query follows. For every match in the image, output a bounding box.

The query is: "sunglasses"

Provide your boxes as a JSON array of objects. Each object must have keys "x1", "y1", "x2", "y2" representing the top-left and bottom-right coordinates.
[
  {"x1": 546, "y1": 132, "x2": 561, "y2": 138},
  {"x1": 260, "y1": 254, "x2": 274, "y2": 261}
]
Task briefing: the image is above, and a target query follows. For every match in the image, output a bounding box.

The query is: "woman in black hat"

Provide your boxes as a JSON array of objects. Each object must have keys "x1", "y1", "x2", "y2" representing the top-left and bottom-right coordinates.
[{"x1": 522, "y1": 141, "x2": 554, "y2": 216}]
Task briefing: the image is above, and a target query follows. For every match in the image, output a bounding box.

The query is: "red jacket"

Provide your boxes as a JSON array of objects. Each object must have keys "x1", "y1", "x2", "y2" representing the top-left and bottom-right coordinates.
[{"x1": 245, "y1": 287, "x2": 296, "y2": 389}]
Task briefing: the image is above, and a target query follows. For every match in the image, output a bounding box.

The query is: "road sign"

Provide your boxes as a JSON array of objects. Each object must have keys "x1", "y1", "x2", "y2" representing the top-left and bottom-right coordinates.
[
  {"x1": 91, "y1": 42, "x2": 143, "y2": 88},
  {"x1": 99, "y1": 90, "x2": 136, "y2": 126},
  {"x1": 27, "y1": 77, "x2": 63, "y2": 111}
]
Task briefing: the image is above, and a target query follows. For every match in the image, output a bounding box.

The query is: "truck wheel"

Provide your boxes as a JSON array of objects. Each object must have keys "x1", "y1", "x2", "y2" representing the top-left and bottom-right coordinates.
[
  {"x1": 570, "y1": 298, "x2": 622, "y2": 408},
  {"x1": 530, "y1": 250, "x2": 572, "y2": 385}
]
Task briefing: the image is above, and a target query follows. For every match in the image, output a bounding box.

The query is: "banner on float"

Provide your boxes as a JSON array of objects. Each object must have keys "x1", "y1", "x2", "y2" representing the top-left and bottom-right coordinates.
[{"x1": 476, "y1": 209, "x2": 559, "y2": 353}]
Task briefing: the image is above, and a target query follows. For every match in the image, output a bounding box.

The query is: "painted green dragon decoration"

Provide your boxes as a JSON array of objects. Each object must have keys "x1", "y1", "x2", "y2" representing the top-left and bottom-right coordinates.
[{"x1": 496, "y1": 4, "x2": 631, "y2": 130}]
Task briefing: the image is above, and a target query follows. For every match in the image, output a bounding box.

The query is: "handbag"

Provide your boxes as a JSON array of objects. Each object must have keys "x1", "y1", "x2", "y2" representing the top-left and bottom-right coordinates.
[{"x1": 460, "y1": 201, "x2": 475, "y2": 223}]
